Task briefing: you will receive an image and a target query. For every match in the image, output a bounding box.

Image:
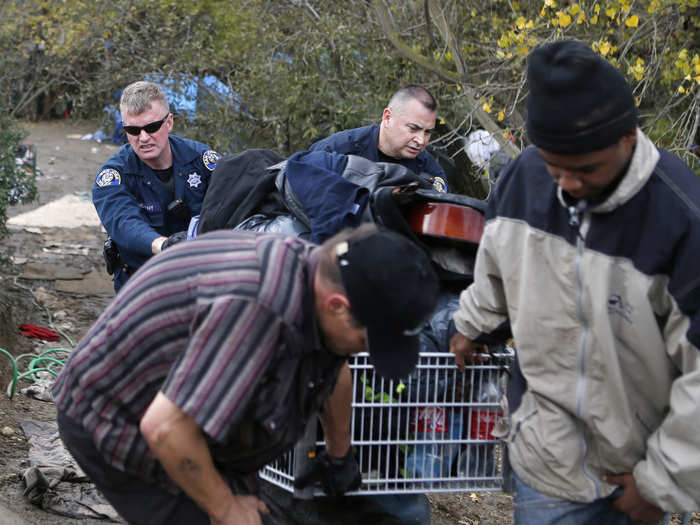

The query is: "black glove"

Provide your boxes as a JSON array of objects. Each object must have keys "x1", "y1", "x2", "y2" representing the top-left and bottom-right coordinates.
[
  {"x1": 294, "y1": 448, "x2": 362, "y2": 496},
  {"x1": 161, "y1": 231, "x2": 188, "y2": 250}
]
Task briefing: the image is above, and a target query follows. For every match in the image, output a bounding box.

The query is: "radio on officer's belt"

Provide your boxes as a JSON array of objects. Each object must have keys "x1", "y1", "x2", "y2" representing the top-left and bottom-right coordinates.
[
  {"x1": 166, "y1": 199, "x2": 190, "y2": 221},
  {"x1": 103, "y1": 237, "x2": 120, "y2": 275}
]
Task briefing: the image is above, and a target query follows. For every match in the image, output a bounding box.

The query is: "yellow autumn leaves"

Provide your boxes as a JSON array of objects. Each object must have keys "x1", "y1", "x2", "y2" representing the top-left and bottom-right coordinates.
[
  {"x1": 675, "y1": 49, "x2": 700, "y2": 93},
  {"x1": 500, "y1": 1, "x2": 642, "y2": 40},
  {"x1": 547, "y1": 2, "x2": 640, "y2": 28},
  {"x1": 480, "y1": 98, "x2": 506, "y2": 122},
  {"x1": 490, "y1": 0, "x2": 697, "y2": 111},
  {"x1": 629, "y1": 58, "x2": 646, "y2": 81}
]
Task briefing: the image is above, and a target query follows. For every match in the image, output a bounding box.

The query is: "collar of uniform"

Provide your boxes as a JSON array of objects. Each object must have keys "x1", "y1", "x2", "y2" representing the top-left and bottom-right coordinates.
[
  {"x1": 368, "y1": 124, "x2": 382, "y2": 160},
  {"x1": 168, "y1": 135, "x2": 201, "y2": 165}
]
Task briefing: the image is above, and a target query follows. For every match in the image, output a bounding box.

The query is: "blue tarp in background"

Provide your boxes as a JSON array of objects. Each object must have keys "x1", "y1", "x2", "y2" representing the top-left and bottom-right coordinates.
[{"x1": 105, "y1": 75, "x2": 235, "y2": 144}]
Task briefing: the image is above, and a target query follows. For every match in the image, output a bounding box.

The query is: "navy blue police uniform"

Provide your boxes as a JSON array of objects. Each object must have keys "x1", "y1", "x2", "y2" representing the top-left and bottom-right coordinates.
[
  {"x1": 309, "y1": 124, "x2": 448, "y2": 192},
  {"x1": 93, "y1": 135, "x2": 219, "y2": 291}
]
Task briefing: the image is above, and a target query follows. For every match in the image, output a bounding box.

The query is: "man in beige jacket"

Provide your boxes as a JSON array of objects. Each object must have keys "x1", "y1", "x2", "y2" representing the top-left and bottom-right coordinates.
[{"x1": 451, "y1": 39, "x2": 700, "y2": 525}]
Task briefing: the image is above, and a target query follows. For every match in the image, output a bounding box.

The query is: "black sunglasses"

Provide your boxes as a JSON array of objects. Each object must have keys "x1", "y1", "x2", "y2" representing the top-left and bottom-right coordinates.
[{"x1": 122, "y1": 114, "x2": 169, "y2": 136}]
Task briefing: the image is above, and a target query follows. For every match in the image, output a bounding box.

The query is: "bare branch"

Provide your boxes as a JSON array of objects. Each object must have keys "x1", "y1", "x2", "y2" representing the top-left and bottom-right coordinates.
[
  {"x1": 304, "y1": 0, "x2": 320, "y2": 20},
  {"x1": 424, "y1": 0, "x2": 436, "y2": 51},
  {"x1": 372, "y1": 0, "x2": 460, "y2": 83}
]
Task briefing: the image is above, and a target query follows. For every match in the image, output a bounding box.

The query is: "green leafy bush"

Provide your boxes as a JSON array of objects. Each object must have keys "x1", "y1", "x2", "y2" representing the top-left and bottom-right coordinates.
[{"x1": 0, "y1": 113, "x2": 36, "y2": 235}]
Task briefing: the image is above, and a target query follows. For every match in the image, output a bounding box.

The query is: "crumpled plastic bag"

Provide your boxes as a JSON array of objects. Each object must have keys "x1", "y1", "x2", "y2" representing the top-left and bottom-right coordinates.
[
  {"x1": 19, "y1": 420, "x2": 122, "y2": 522},
  {"x1": 20, "y1": 382, "x2": 54, "y2": 402}
]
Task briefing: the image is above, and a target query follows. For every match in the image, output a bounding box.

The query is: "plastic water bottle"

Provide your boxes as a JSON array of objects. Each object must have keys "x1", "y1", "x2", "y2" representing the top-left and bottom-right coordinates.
[
  {"x1": 458, "y1": 373, "x2": 500, "y2": 480},
  {"x1": 440, "y1": 412, "x2": 464, "y2": 477},
  {"x1": 405, "y1": 406, "x2": 446, "y2": 486},
  {"x1": 406, "y1": 407, "x2": 463, "y2": 487}
]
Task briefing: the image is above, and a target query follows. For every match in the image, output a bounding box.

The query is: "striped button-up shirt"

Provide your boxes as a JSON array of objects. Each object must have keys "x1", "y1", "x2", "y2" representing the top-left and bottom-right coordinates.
[{"x1": 53, "y1": 231, "x2": 342, "y2": 481}]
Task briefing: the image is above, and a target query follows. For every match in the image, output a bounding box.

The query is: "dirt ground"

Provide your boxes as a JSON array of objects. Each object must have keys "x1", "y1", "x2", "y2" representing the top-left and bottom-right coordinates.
[
  {"x1": 0, "y1": 120, "x2": 694, "y2": 525},
  {"x1": 0, "y1": 120, "x2": 118, "y2": 525}
]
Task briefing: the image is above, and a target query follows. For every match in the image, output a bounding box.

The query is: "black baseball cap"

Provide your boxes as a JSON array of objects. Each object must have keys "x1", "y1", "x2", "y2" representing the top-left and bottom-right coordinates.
[{"x1": 336, "y1": 230, "x2": 440, "y2": 380}]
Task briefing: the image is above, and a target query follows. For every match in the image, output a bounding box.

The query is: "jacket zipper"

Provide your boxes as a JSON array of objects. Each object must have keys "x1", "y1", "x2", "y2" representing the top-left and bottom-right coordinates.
[{"x1": 570, "y1": 204, "x2": 600, "y2": 498}]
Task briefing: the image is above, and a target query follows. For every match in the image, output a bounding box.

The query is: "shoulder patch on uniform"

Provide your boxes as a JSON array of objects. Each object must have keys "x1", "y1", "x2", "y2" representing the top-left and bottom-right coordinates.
[
  {"x1": 432, "y1": 176, "x2": 447, "y2": 193},
  {"x1": 96, "y1": 168, "x2": 121, "y2": 187},
  {"x1": 202, "y1": 150, "x2": 221, "y2": 171}
]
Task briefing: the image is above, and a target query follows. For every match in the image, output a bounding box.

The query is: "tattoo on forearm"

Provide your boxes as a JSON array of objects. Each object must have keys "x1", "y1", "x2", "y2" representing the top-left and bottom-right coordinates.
[{"x1": 179, "y1": 458, "x2": 201, "y2": 474}]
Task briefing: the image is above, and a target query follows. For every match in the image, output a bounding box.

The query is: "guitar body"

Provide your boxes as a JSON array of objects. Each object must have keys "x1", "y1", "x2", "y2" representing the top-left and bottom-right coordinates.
[
  {"x1": 371, "y1": 186, "x2": 485, "y2": 280},
  {"x1": 406, "y1": 201, "x2": 484, "y2": 246}
]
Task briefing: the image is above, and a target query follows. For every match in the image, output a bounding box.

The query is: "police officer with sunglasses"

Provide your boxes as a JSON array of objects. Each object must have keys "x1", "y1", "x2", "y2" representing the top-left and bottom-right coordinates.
[{"x1": 93, "y1": 81, "x2": 220, "y2": 292}]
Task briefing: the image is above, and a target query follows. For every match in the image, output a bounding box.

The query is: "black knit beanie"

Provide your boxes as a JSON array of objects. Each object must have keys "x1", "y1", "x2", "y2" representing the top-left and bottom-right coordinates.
[{"x1": 526, "y1": 39, "x2": 638, "y2": 154}]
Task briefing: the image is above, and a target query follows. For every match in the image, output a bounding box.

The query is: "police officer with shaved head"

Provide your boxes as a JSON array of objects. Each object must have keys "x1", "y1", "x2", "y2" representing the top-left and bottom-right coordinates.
[{"x1": 309, "y1": 85, "x2": 449, "y2": 193}]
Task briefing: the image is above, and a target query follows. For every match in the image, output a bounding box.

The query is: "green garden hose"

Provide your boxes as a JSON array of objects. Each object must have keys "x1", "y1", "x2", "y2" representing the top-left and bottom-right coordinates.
[
  {"x1": 0, "y1": 348, "x2": 19, "y2": 399},
  {"x1": 1, "y1": 347, "x2": 71, "y2": 399}
]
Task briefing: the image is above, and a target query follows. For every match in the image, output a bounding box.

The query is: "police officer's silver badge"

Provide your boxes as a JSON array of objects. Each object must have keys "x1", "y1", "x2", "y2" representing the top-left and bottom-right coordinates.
[
  {"x1": 202, "y1": 150, "x2": 220, "y2": 171},
  {"x1": 187, "y1": 172, "x2": 203, "y2": 189},
  {"x1": 432, "y1": 176, "x2": 447, "y2": 193},
  {"x1": 96, "y1": 168, "x2": 121, "y2": 187}
]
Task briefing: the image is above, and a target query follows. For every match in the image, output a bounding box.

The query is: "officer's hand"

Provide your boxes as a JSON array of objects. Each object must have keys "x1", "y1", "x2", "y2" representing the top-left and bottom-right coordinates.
[
  {"x1": 161, "y1": 231, "x2": 188, "y2": 251},
  {"x1": 294, "y1": 448, "x2": 361, "y2": 497},
  {"x1": 605, "y1": 473, "x2": 664, "y2": 523},
  {"x1": 449, "y1": 332, "x2": 488, "y2": 372}
]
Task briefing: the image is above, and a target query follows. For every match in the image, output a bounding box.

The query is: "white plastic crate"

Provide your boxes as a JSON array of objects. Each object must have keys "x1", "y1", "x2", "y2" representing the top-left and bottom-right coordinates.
[{"x1": 261, "y1": 350, "x2": 513, "y2": 497}]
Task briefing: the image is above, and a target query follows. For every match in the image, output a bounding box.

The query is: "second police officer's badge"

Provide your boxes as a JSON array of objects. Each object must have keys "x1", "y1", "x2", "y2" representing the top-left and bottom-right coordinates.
[{"x1": 432, "y1": 176, "x2": 447, "y2": 193}]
